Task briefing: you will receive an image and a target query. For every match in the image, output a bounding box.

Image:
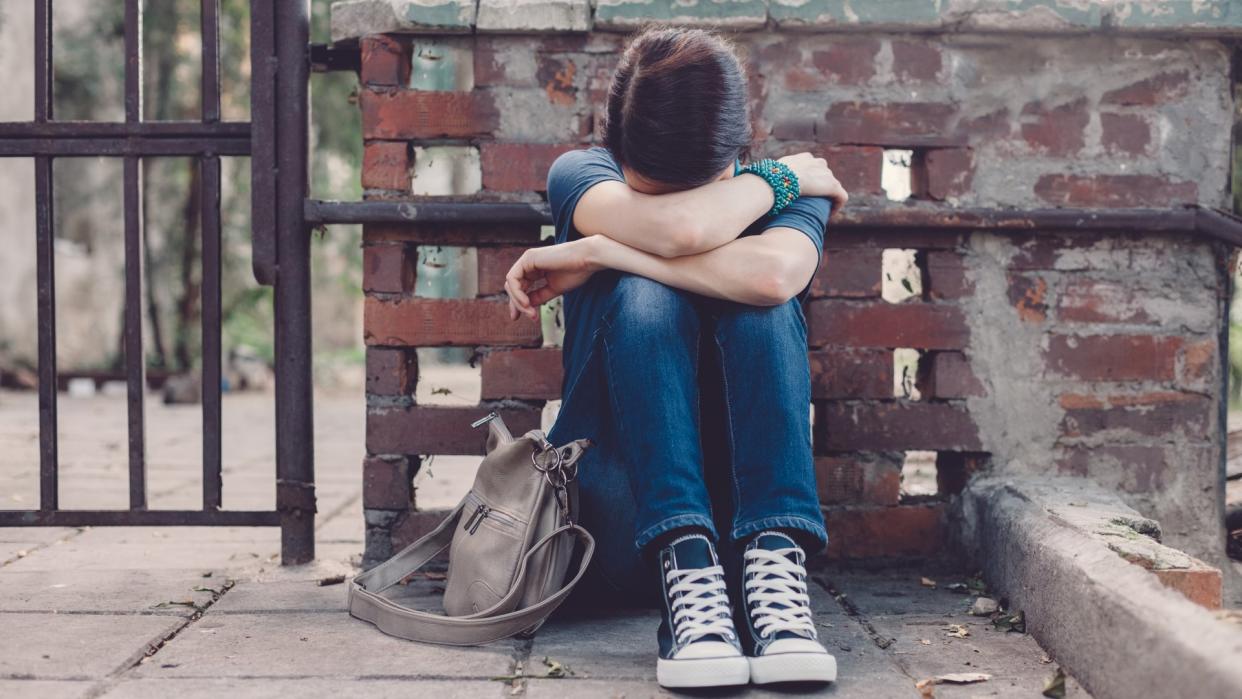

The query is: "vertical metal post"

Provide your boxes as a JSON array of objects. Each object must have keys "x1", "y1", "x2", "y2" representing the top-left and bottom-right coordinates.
[
  {"x1": 123, "y1": 0, "x2": 147, "y2": 509},
  {"x1": 273, "y1": 0, "x2": 316, "y2": 564},
  {"x1": 201, "y1": 0, "x2": 223, "y2": 511},
  {"x1": 34, "y1": 0, "x2": 58, "y2": 511}
]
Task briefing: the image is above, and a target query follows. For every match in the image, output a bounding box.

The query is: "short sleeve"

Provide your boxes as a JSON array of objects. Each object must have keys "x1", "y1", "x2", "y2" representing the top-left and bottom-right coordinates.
[
  {"x1": 546, "y1": 147, "x2": 625, "y2": 245},
  {"x1": 760, "y1": 196, "x2": 832, "y2": 299}
]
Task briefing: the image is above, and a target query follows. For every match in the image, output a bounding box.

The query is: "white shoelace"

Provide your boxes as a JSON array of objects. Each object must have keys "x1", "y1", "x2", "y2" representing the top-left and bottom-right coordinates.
[
  {"x1": 743, "y1": 548, "x2": 816, "y2": 639},
  {"x1": 666, "y1": 564, "x2": 736, "y2": 645}
]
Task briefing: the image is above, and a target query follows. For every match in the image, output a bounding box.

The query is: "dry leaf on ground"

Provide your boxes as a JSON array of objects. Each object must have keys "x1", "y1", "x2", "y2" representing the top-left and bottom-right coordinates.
[
  {"x1": 921, "y1": 577, "x2": 937, "y2": 588},
  {"x1": 944, "y1": 623, "x2": 970, "y2": 638},
  {"x1": 936, "y1": 672, "x2": 991, "y2": 684},
  {"x1": 1043, "y1": 667, "x2": 1067, "y2": 698}
]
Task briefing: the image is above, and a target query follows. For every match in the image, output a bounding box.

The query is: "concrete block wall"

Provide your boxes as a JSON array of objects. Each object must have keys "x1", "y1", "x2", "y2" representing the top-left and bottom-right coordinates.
[{"x1": 335, "y1": 1, "x2": 1237, "y2": 567}]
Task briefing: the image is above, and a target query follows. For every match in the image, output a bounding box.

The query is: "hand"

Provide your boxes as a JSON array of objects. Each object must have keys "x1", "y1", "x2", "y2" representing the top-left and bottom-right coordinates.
[
  {"x1": 778, "y1": 152, "x2": 849, "y2": 215},
  {"x1": 505, "y1": 238, "x2": 602, "y2": 321}
]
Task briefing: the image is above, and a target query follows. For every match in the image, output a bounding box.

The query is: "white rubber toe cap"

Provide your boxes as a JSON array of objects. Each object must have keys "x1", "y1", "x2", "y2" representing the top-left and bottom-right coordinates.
[
  {"x1": 763, "y1": 637, "x2": 831, "y2": 655},
  {"x1": 671, "y1": 640, "x2": 743, "y2": 660}
]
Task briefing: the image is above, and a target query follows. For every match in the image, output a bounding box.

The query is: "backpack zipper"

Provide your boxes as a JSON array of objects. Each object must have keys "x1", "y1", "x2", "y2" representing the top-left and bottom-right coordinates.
[
  {"x1": 464, "y1": 503, "x2": 491, "y2": 534},
  {"x1": 462, "y1": 492, "x2": 521, "y2": 535}
]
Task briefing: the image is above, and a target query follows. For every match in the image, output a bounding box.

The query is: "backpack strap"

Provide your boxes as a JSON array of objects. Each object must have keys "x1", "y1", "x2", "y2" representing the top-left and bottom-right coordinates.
[{"x1": 348, "y1": 500, "x2": 595, "y2": 646}]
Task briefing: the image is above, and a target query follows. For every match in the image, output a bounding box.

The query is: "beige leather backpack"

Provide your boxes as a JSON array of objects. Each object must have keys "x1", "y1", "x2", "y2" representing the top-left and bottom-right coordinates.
[{"x1": 348, "y1": 412, "x2": 594, "y2": 646}]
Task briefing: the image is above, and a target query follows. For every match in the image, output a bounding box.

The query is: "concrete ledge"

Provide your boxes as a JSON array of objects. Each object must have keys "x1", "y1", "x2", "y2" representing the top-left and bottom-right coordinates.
[
  {"x1": 331, "y1": 0, "x2": 1242, "y2": 40},
  {"x1": 955, "y1": 476, "x2": 1242, "y2": 699}
]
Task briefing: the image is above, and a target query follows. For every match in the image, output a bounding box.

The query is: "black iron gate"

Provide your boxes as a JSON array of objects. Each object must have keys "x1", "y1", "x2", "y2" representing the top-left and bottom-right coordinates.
[{"x1": 0, "y1": 0, "x2": 316, "y2": 564}]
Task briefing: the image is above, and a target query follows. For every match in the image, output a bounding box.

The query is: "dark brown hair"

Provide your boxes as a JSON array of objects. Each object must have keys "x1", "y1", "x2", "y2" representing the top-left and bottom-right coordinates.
[{"x1": 602, "y1": 27, "x2": 752, "y2": 189}]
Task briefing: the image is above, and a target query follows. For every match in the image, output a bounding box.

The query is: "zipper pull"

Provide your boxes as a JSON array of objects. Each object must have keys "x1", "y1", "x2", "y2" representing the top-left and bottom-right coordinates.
[
  {"x1": 471, "y1": 412, "x2": 500, "y2": 429},
  {"x1": 466, "y1": 504, "x2": 490, "y2": 534}
]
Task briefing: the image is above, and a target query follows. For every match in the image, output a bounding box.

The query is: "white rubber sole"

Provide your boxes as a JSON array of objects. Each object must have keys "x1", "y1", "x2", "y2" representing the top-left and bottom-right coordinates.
[
  {"x1": 656, "y1": 655, "x2": 751, "y2": 688},
  {"x1": 749, "y1": 652, "x2": 838, "y2": 685}
]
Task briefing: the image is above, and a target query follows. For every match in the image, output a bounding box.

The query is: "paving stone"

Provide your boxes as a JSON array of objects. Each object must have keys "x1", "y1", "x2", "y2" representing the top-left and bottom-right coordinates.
[
  {"x1": 0, "y1": 569, "x2": 221, "y2": 615},
  {"x1": 0, "y1": 613, "x2": 184, "y2": 679},
  {"x1": 530, "y1": 608, "x2": 659, "y2": 681},
  {"x1": 0, "y1": 679, "x2": 92, "y2": 699},
  {"x1": 101, "y1": 678, "x2": 500, "y2": 698},
  {"x1": 0, "y1": 526, "x2": 75, "y2": 544},
  {"x1": 209, "y1": 580, "x2": 350, "y2": 614},
  {"x1": 2, "y1": 528, "x2": 281, "y2": 572},
  {"x1": 477, "y1": 0, "x2": 591, "y2": 32},
  {"x1": 129, "y1": 612, "x2": 516, "y2": 679}
]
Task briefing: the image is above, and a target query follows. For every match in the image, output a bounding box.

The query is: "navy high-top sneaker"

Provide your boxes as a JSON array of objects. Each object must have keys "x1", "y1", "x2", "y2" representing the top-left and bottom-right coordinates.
[
  {"x1": 738, "y1": 531, "x2": 837, "y2": 684},
  {"x1": 654, "y1": 533, "x2": 750, "y2": 688}
]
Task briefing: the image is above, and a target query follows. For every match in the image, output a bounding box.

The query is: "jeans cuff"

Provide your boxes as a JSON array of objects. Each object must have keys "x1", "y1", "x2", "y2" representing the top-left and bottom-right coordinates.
[
  {"x1": 634, "y1": 513, "x2": 719, "y2": 552},
  {"x1": 732, "y1": 515, "x2": 828, "y2": 553}
]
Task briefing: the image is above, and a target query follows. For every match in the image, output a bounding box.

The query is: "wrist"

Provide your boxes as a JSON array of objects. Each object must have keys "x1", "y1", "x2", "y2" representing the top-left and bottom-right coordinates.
[{"x1": 580, "y1": 234, "x2": 613, "y2": 271}]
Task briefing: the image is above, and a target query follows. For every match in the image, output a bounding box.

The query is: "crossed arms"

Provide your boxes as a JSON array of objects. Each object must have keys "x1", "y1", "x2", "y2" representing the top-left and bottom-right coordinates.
[{"x1": 504, "y1": 153, "x2": 848, "y2": 320}]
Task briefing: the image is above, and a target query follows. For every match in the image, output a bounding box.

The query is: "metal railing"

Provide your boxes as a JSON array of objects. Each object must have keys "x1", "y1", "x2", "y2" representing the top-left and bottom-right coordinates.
[{"x1": 0, "y1": 0, "x2": 316, "y2": 564}]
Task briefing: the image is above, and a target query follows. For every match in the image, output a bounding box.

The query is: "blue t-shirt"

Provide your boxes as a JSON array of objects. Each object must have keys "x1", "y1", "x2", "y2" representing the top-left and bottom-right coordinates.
[{"x1": 545, "y1": 146, "x2": 830, "y2": 299}]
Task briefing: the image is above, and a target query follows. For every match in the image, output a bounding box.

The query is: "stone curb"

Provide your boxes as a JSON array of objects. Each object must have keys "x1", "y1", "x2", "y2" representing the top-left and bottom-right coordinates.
[
  {"x1": 332, "y1": 0, "x2": 1242, "y2": 41},
  {"x1": 954, "y1": 476, "x2": 1242, "y2": 699}
]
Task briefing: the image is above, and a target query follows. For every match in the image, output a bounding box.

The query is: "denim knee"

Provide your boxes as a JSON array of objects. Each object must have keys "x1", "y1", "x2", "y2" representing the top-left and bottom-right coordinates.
[
  {"x1": 603, "y1": 274, "x2": 698, "y2": 342},
  {"x1": 713, "y1": 298, "x2": 806, "y2": 349}
]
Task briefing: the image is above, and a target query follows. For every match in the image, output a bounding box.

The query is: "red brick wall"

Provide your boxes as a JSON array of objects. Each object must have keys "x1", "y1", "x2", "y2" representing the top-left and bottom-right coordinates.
[{"x1": 354, "y1": 33, "x2": 1229, "y2": 566}]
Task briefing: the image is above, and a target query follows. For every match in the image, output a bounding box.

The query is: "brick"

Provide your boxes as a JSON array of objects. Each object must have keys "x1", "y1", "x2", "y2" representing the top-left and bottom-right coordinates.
[
  {"x1": 593, "y1": 0, "x2": 768, "y2": 31},
  {"x1": 1179, "y1": 338, "x2": 1217, "y2": 384},
  {"x1": 480, "y1": 348, "x2": 564, "y2": 400},
  {"x1": 815, "y1": 453, "x2": 902, "y2": 506},
  {"x1": 1060, "y1": 393, "x2": 1212, "y2": 441},
  {"x1": 770, "y1": 116, "x2": 818, "y2": 142},
  {"x1": 330, "y1": 0, "x2": 476, "y2": 41},
  {"x1": 364, "y1": 222, "x2": 543, "y2": 246},
  {"x1": 1151, "y1": 567, "x2": 1222, "y2": 610},
  {"x1": 480, "y1": 143, "x2": 576, "y2": 192},
  {"x1": 1020, "y1": 98, "x2": 1088, "y2": 156},
  {"x1": 360, "y1": 89, "x2": 499, "y2": 140},
  {"x1": 1007, "y1": 273, "x2": 1048, "y2": 323},
  {"x1": 477, "y1": 0, "x2": 591, "y2": 32},
  {"x1": 1044, "y1": 334, "x2": 1182, "y2": 381},
  {"x1": 366, "y1": 347, "x2": 418, "y2": 395},
  {"x1": 935, "y1": 452, "x2": 989, "y2": 495},
  {"x1": 923, "y1": 148, "x2": 973, "y2": 201},
  {"x1": 1008, "y1": 233, "x2": 1105, "y2": 271},
  {"x1": 368, "y1": 404, "x2": 543, "y2": 455},
  {"x1": 363, "y1": 243, "x2": 414, "y2": 294},
  {"x1": 891, "y1": 40, "x2": 942, "y2": 82},
  {"x1": 919, "y1": 351, "x2": 985, "y2": 399},
  {"x1": 809, "y1": 247, "x2": 882, "y2": 298},
  {"x1": 809, "y1": 349, "x2": 892, "y2": 399},
  {"x1": 360, "y1": 35, "x2": 408, "y2": 87},
  {"x1": 1034, "y1": 174, "x2": 1197, "y2": 208},
  {"x1": 815, "y1": 401, "x2": 982, "y2": 452},
  {"x1": 472, "y1": 38, "x2": 511, "y2": 87},
  {"x1": 767, "y1": 143, "x2": 884, "y2": 196},
  {"x1": 806, "y1": 301, "x2": 970, "y2": 350},
  {"x1": 477, "y1": 246, "x2": 527, "y2": 296},
  {"x1": 955, "y1": 107, "x2": 1012, "y2": 140},
  {"x1": 391, "y1": 508, "x2": 453, "y2": 551},
  {"x1": 819, "y1": 102, "x2": 959, "y2": 147},
  {"x1": 1100, "y1": 113, "x2": 1150, "y2": 156},
  {"x1": 364, "y1": 298, "x2": 543, "y2": 347},
  {"x1": 362, "y1": 141, "x2": 411, "y2": 191},
  {"x1": 923, "y1": 250, "x2": 972, "y2": 299},
  {"x1": 784, "y1": 39, "x2": 881, "y2": 90},
  {"x1": 1101, "y1": 71, "x2": 1190, "y2": 107},
  {"x1": 537, "y1": 55, "x2": 580, "y2": 109},
  {"x1": 363, "y1": 456, "x2": 412, "y2": 509},
  {"x1": 824, "y1": 503, "x2": 944, "y2": 559},
  {"x1": 1057, "y1": 278, "x2": 1153, "y2": 324}
]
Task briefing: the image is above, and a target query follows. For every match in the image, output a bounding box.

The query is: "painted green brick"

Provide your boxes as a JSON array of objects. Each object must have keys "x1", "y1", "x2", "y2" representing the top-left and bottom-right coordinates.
[
  {"x1": 768, "y1": 0, "x2": 941, "y2": 29},
  {"x1": 1112, "y1": 0, "x2": 1242, "y2": 31},
  {"x1": 594, "y1": 0, "x2": 768, "y2": 31},
  {"x1": 331, "y1": 0, "x2": 475, "y2": 41}
]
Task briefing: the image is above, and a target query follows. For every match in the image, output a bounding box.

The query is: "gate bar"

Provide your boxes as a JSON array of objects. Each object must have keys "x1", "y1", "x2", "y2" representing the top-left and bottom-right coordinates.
[
  {"x1": 34, "y1": 0, "x2": 57, "y2": 511},
  {"x1": 273, "y1": 0, "x2": 316, "y2": 564},
  {"x1": 201, "y1": 0, "x2": 224, "y2": 511},
  {"x1": 123, "y1": 0, "x2": 146, "y2": 510}
]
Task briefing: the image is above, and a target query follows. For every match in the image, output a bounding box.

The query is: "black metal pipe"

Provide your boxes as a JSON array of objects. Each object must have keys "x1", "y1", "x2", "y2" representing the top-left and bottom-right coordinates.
[
  {"x1": 0, "y1": 510, "x2": 281, "y2": 527},
  {"x1": 0, "y1": 138, "x2": 250, "y2": 157},
  {"x1": 0, "y1": 122, "x2": 249, "y2": 138},
  {"x1": 35, "y1": 157, "x2": 56, "y2": 511},
  {"x1": 202, "y1": 0, "x2": 221, "y2": 124},
  {"x1": 123, "y1": 155, "x2": 147, "y2": 511},
  {"x1": 202, "y1": 156, "x2": 224, "y2": 511},
  {"x1": 249, "y1": 0, "x2": 278, "y2": 285},
  {"x1": 273, "y1": 0, "x2": 316, "y2": 565}
]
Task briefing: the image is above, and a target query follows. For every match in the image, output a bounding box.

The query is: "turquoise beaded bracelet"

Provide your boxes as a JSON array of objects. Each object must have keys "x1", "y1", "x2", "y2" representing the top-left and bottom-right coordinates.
[{"x1": 739, "y1": 159, "x2": 800, "y2": 217}]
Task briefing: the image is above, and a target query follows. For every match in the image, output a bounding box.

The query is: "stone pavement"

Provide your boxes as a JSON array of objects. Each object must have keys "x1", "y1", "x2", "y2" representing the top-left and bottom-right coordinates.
[{"x1": 0, "y1": 388, "x2": 1088, "y2": 697}]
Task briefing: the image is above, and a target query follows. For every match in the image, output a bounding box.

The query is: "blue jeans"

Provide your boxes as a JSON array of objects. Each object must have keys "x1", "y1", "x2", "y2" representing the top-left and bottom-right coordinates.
[{"x1": 548, "y1": 272, "x2": 827, "y2": 607}]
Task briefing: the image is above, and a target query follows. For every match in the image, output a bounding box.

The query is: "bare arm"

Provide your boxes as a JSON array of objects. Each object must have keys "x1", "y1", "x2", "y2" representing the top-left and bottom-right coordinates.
[
  {"x1": 572, "y1": 176, "x2": 775, "y2": 258},
  {"x1": 584, "y1": 231, "x2": 819, "y2": 306},
  {"x1": 572, "y1": 152, "x2": 846, "y2": 259}
]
